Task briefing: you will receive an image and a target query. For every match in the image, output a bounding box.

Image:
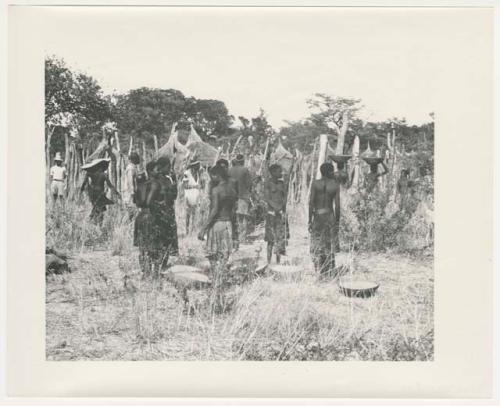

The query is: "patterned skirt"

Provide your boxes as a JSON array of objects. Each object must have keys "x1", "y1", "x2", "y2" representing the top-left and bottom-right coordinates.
[
  {"x1": 264, "y1": 212, "x2": 289, "y2": 254},
  {"x1": 206, "y1": 220, "x2": 233, "y2": 259},
  {"x1": 310, "y1": 212, "x2": 337, "y2": 258}
]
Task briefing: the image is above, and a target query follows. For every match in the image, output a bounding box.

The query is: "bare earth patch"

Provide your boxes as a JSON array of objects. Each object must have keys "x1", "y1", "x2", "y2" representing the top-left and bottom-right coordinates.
[{"x1": 46, "y1": 224, "x2": 433, "y2": 361}]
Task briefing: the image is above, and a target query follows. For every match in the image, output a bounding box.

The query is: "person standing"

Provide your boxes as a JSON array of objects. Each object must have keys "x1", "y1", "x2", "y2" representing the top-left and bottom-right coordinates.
[
  {"x1": 182, "y1": 159, "x2": 203, "y2": 235},
  {"x1": 364, "y1": 161, "x2": 388, "y2": 193},
  {"x1": 228, "y1": 154, "x2": 252, "y2": 244},
  {"x1": 263, "y1": 163, "x2": 289, "y2": 264},
  {"x1": 122, "y1": 152, "x2": 141, "y2": 218},
  {"x1": 80, "y1": 159, "x2": 120, "y2": 226},
  {"x1": 308, "y1": 162, "x2": 340, "y2": 279},
  {"x1": 134, "y1": 161, "x2": 157, "y2": 277},
  {"x1": 216, "y1": 158, "x2": 239, "y2": 249},
  {"x1": 198, "y1": 164, "x2": 236, "y2": 311},
  {"x1": 49, "y1": 152, "x2": 67, "y2": 205},
  {"x1": 144, "y1": 157, "x2": 179, "y2": 278}
]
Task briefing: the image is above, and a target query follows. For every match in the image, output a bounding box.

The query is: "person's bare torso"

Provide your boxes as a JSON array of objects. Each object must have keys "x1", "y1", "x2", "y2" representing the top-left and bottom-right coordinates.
[
  {"x1": 311, "y1": 178, "x2": 338, "y2": 212},
  {"x1": 213, "y1": 181, "x2": 236, "y2": 222}
]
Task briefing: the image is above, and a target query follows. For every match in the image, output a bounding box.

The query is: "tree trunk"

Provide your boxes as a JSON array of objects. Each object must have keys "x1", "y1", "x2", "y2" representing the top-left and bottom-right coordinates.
[
  {"x1": 315, "y1": 133, "x2": 328, "y2": 179},
  {"x1": 128, "y1": 136, "x2": 133, "y2": 156},
  {"x1": 350, "y1": 135, "x2": 361, "y2": 192},
  {"x1": 153, "y1": 134, "x2": 159, "y2": 155},
  {"x1": 334, "y1": 110, "x2": 349, "y2": 155},
  {"x1": 46, "y1": 125, "x2": 55, "y2": 175}
]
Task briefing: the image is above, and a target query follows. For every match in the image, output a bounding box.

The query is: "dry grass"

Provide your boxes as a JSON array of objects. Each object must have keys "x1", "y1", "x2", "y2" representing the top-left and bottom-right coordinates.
[{"x1": 46, "y1": 194, "x2": 433, "y2": 361}]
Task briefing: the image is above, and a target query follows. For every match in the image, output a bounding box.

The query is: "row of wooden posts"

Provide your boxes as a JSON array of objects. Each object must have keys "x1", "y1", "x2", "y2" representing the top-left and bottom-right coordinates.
[{"x1": 46, "y1": 130, "x2": 163, "y2": 199}]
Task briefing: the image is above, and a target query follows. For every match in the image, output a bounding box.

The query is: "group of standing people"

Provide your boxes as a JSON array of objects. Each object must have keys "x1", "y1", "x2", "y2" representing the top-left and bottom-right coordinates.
[{"x1": 51, "y1": 147, "x2": 414, "y2": 284}]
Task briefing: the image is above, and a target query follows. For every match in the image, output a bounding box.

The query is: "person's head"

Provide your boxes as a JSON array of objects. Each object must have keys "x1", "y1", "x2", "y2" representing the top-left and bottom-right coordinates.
[
  {"x1": 337, "y1": 161, "x2": 345, "y2": 170},
  {"x1": 216, "y1": 158, "x2": 229, "y2": 170},
  {"x1": 269, "y1": 163, "x2": 283, "y2": 180},
  {"x1": 156, "y1": 157, "x2": 171, "y2": 175},
  {"x1": 146, "y1": 161, "x2": 157, "y2": 177},
  {"x1": 401, "y1": 169, "x2": 410, "y2": 178},
  {"x1": 369, "y1": 163, "x2": 378, "y2": 173},
  {"x1": 233, "y1": 154, "x2": 245, "y2": 166},
  {"x1": 96, "y1": 160, "x2": 109, "y2": 173},
  {"x1": 129, "y1": 152, "x2": 140, "y2": 165},
  {"x1": 54, "y1": 152, "x2": 63, "y2": 166},
  {"x1": 319, "y1": 162, "x2": 334, "y2": 179},
  {"x1": 209, "y1": 164, "x2": 228, "y2": 184}
]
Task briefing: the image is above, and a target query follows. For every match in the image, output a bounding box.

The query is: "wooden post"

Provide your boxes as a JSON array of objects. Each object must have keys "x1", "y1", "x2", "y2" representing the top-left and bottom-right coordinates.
[
  {"x1": 114, "y1": 131, "x2": 121, "y2": 154},
  {"x1": 350, "y1": 135, "x2": 361, "y2": 192},
  {"x1": 128, "y1": 136, "x2": 133, "y2": 156},
  {"x1": 142, "y1": 140, "x2": 147, "y2": 165},
  {"x1": 315, "y1": 134, "x2": 328, "y2": 180},
  {"x1": 153, "y1": 134, "x2": 159, "y2": 155},
  {"x1": 46, "y1": 125, "x2": 55, "y2": 180}
]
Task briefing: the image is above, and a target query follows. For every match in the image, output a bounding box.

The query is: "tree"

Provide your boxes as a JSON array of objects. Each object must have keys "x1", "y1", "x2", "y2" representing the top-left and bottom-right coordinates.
[
  {"x1": 307, "y1": 93, "x2": 362, "y2": 154},
  {"x1": 112, "y1": 88, "x2": 235, "y2": 148},
  {"x1": 249, "y1": 108, "x2": 274, "y2": 146},
  {"x1": 184, "y1": 98, "x2": 233, "y2": 138},
  {"x1": 278, "y1": 120, "x2": 323, "y2": 154},
  {"x1": 112, "y1": 87, "x2": 186, "y2": 148},
  {"x1": 45, "y1": 56, "x2": 112, "y2": 163}
]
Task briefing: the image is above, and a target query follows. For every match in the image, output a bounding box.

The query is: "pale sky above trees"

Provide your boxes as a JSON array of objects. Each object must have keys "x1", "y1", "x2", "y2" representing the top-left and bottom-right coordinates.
[{"x1": 42, "y1": 7, "x2": 440, "y2": 127}]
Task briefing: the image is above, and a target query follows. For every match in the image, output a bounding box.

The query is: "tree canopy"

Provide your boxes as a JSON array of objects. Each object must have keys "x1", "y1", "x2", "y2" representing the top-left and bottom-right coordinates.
[{"x1": 45, "y1": 55, "x2": 433, "y2": 174}]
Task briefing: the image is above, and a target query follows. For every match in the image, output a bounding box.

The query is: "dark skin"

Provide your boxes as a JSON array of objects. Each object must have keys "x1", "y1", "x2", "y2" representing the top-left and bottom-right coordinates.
[
  {"x1": 146, "y1": 161, "x2": 177, "y2": 208},
  {"x1": 264, "y1": 166, "x2": 286, "y2": 264},
  {"x1": 80, "y1": 163, "x2": 120, "y2": 225},
  {"x1": 308, "y1": 169, "x2": 340, "y2": 232},
  {"x1": 80, "y1": 163, "x2": 120, "y2": 200},
  {"x1": 198, "y1": 173, "x2": 235, "y2": 241},
  {"x1": 365, "y1": 162, "x2": 389, "y2": 193}
]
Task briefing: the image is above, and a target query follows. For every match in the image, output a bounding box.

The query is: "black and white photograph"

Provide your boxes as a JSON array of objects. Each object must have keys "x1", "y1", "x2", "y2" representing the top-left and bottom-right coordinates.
[{"x1": 43, "y1": 7, "x2": 436, "y2": 362}]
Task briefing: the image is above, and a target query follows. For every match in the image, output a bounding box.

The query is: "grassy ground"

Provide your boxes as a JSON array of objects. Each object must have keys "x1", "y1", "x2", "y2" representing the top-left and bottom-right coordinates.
[{"x1": 46, "y1": 201, "x2": 433, "y2": 361}]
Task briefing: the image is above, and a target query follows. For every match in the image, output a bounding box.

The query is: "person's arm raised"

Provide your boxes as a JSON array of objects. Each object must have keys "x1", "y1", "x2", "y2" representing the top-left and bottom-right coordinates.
[{"x1": 379, "y1": 162, "x2": 389, "y2": 177}]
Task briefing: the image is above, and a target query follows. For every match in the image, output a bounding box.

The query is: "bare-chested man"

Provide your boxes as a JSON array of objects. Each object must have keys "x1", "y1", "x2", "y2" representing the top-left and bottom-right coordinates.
[{"x1": 308, "y1": 162, "x2": 340, "y2": 278}]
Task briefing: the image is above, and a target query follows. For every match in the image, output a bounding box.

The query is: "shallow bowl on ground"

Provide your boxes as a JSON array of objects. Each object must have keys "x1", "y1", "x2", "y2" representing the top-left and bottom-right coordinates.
[
  {"x1": 330, "y1": 154, "x2": 352, "y2": 164},
  {"x1": 270, "y1": 264, "x2": 303, "y2": 282},
  {"x1": 162, "y1": 265, "x2": 211, "y2": 288},
  {"x1": 362, "y1": 156, "x2": 384, "y2": 165},
  {"x1": 339, "y1": 280, "x2": 379, "y2": 298}
]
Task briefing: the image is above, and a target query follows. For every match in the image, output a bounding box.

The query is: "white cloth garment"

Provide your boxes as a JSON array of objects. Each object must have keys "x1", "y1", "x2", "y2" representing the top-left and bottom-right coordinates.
[{"x1": 50, "y1": 165, "x2": 66, "y2": 181}]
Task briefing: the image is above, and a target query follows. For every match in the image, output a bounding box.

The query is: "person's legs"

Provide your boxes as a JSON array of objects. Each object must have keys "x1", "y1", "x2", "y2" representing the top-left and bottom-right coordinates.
[
  {"x1": 267, "y1": 242, "x2": 273, "y2": 264},
  {"x1": 238, "y1": 214, "x2": 247, "y2": 243},
  {"x1": 185, "y1": 206, "x2": 191, "y2": 235},
  {"x1": 50, "y1": 182, "x2": 59, "y2": 205}
]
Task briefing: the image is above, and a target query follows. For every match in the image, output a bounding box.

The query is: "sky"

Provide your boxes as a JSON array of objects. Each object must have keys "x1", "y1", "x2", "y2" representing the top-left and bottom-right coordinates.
[{"x1": 42, "y1": 7, "x2": 440, "y2": 128}]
